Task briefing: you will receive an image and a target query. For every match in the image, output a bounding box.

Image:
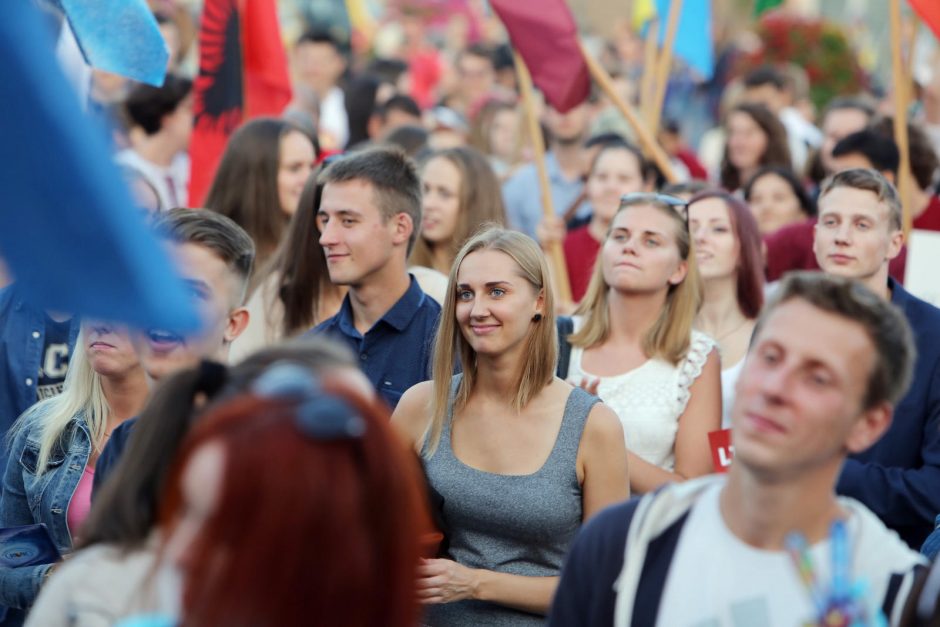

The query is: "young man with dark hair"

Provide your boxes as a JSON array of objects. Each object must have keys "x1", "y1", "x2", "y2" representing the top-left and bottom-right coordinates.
[
  {"x1": 503, "y1": 103, "x2": 593, "y2": 238},
  {"x1": 309, "y1": 147, "x2": 440, "y2": 409},
  {"x1": 814, "y1": 168, "x2": 940, "y2": 548},
  {"x1": 116, "y1": 74, "x2": 193, "y2": 210},
  {"x1": 829, "y1": 130, "x2": 901, "y2": 179},
  {"x1": 292, "y1": 30, "x2": 349, "y2": 149},
  {"x1": 453, "y1": 44, "x2": 497, "y2": 117},
  {"x1": 93, "y1": 208, "x2": 255, "y2": 492},
  {"x1": 549, "y1": 272, "x2": 924, "y2": 626}
]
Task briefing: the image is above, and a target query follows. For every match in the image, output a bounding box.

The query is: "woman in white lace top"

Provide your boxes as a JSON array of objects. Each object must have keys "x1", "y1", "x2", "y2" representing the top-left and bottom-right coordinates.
[
  {"x1": 565, "y1": 193, "x2": 722, "y2": 494},
  {"x1": 687, "y1": 191, "x2": 765, "y2": 428}
]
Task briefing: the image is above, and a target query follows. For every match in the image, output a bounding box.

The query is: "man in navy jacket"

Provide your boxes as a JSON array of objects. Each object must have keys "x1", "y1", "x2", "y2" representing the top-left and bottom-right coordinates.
[{"x1": 814, "y1": 168, "x2": 940, "y2": 548}]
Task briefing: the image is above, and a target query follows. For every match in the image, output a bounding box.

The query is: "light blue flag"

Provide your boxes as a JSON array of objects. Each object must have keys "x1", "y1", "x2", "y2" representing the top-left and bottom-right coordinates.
[
  {"x1": 49, "y1": 0, "x2": 168, "y2": 86},
  {"x1": 655, "y1": 0, "x2": 714, "y2": 80},
  {"x1": 0, "y1": 0, "x2": 199, "y2": 333}
]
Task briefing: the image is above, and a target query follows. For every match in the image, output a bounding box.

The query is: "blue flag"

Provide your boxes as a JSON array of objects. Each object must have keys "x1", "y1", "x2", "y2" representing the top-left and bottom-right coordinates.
[
  {"x1": 655, "y1": 0, "x2": 714, "y2": 80},
  {"x1": 51, "y1": 0, "x2": 168, "y2": 87},
  {"x1": 0, "y1": 1, "x2": 199, "y2": 333}
]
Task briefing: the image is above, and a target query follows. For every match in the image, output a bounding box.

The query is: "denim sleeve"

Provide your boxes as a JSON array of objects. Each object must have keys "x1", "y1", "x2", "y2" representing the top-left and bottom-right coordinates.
[{"x1": 0, "y1": 419, "x2": 53, "y2": 608}]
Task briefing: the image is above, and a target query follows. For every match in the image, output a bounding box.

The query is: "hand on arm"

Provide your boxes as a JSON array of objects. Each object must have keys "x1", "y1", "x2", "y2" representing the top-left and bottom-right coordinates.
[{"x1": 418, "y1": 558, "x2": 560, "y2": 615}]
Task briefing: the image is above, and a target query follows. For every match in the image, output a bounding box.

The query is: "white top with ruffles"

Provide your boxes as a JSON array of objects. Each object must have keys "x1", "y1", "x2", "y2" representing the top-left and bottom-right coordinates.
[{"x1": 567, "y1": 317, "x2": 715, "y2": 471}]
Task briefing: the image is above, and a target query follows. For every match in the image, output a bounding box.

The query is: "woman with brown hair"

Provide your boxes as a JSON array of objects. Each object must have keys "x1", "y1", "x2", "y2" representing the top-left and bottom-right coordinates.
[
  {"x1": 205, "y1": 117, "x2": 317, "y2": 271},
  {"x1": 410, "y1": 146, "x2": 507, "y2": 276},
  {"x1": 719, "y1": 103, "x2": 792, "y2": 192}
]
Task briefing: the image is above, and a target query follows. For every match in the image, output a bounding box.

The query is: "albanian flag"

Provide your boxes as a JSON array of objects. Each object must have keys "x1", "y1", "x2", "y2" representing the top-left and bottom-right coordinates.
[
  {"x1": 489, "y1": 0, "x2": 590, "y2": 113},
  {"x1": 188, "y1": 0, "x2": 292, "y2": 206}
]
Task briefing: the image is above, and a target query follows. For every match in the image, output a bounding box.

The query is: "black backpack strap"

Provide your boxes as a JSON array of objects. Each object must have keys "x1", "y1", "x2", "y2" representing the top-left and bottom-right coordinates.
[{"x1": 556, "y1": 315, "x2": 575, "y2": 379}]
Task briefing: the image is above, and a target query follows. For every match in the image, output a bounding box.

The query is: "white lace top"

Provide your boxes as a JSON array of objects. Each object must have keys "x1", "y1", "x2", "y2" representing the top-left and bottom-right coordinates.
[{"x1": 567, "y1": 318, "x2": 715, "y2": 471}]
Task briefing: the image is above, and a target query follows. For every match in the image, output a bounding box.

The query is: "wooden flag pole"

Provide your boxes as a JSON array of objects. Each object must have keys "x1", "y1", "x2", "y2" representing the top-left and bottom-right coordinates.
[
  {"x1": 640, "y1": 18, "x2": 660, "y2": 126},
  {"x1": 578, "y1": 40, "x2": 679, "y2": 183},
  {"x1": 648, "y1": 0, "x2": 683, "y2": 136},
  {"x1": 889, "y1": 0, "x2": 914, "y2": 236},
  {"x1": 513, "y1": 52, "x2": 573, "y2": 304}
]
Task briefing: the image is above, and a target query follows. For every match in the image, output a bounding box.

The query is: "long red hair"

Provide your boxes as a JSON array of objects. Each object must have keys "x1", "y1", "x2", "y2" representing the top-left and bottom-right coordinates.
[{"x1": 159, "y1": 375, "x2": 432, "y2": 627}]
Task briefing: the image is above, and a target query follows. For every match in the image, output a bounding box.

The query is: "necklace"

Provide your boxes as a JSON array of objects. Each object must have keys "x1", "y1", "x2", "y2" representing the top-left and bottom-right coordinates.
[{"x1": 713, "y1": 318, "x2": 750, "y2": 342}]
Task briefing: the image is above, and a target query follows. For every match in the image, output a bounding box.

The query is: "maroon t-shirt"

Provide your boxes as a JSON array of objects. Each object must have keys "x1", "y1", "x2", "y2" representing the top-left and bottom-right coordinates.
[
  {"x1": 563, "y1": 226, "x2": 601, "y2": 303},
  {"x1": 764, "y1": 218, "x2": 907, "y2": 283},
  {"x1": 914, "y1": 195, "x2": 940, "y2": 231}
]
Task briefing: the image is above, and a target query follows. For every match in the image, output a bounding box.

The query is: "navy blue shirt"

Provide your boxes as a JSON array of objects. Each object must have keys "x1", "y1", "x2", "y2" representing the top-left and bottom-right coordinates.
[
  {"x1": 91, "y1": 417, "x2": 135, "y2": 500},
  {"x1": 307, "y1": 275, "x2": 440, "y2": 409},
  {"x1": 838, "y1": 278, "x2": 940, "y2": 549}
]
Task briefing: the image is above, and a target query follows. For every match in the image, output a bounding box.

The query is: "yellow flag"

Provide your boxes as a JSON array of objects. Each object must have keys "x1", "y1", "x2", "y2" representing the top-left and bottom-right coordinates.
[{"x1": 632, "y1": 0, "x2": 657, "y2": 30}]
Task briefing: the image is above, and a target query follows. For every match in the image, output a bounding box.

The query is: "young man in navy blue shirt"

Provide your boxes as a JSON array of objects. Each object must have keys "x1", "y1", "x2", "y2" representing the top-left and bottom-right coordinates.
[
  {"x1": 813, "y1": 168, "x2": 940, "y2": 549},
  {"x1": 309, "y1": 147, "x2": 440, "y2": 408}
]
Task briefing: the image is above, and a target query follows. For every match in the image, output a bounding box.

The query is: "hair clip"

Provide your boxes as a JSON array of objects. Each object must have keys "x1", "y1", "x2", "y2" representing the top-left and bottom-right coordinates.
[{"x1": 251, "y1": 362, "x2": 365, "y2": 440}]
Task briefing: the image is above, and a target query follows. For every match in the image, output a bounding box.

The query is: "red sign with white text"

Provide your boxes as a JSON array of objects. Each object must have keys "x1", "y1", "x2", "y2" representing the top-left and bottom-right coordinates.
[{"x1": 709, "y1": 429, "x2": 734, "y2": 473}]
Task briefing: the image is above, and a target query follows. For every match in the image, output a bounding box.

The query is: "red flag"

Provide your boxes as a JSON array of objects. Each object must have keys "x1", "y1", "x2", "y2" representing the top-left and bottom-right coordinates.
[
  {"x1": 909, "y1": 0, "x2": 940, "y2": 42},
  {"x1": 489, "y1": 0, "x2": 590, "y2": 113},
  {"x1": 188, "y1": 0, "x2": 292, "y2": 206}
]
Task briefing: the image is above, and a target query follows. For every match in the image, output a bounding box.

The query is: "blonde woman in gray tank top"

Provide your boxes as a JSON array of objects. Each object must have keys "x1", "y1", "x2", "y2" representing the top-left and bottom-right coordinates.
[{"x1": 394, "y1": 228, "x2": 629, "y2": 626}]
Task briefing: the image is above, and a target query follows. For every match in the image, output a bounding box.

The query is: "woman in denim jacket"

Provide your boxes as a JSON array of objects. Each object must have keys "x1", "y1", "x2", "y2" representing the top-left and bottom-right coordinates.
[{"x1": 0, "y1": 321, "x2": 147, "y2": 620}]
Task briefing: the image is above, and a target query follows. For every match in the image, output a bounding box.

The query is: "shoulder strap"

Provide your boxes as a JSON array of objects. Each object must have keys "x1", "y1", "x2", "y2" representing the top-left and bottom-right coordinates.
[{"x1": 556, "y1": 315, "x2": 575, "y2": 379}]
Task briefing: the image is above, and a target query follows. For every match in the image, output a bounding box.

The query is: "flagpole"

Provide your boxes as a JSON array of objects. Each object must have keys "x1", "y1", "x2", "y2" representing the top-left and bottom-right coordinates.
[
  {"x1": 889, "y1": 0, "x2": 913, "y2": 236},
  {"x1": 513, "y1": 52, "x2": 574, "y2": 305},
  {"x1": 578, "y1": 40, "x2": 679, "y2": 183},
  {"x1": 640, "y1": 18, "x2": 660, "y2": 126},
  {"x1": 649, "y1": 0, "x2": 683, "y2": 136}
]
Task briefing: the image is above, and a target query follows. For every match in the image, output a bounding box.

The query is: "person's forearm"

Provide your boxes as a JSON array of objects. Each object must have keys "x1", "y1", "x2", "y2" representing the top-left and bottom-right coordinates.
[{"x1": 473, "y1": 570, "x2": 559, "y2": 616}]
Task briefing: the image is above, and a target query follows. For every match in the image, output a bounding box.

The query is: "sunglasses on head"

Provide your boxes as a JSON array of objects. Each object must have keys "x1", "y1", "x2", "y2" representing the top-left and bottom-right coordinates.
[{"x1": 619, "y1": 192, "x2": 690, "y2": 231}]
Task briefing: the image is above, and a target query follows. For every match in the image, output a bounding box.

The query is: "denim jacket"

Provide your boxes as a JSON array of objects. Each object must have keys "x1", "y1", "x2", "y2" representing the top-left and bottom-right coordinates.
[
  {"x1": 0, "y1": 404, "x2": 91, "y2": 611},
  {"x1": 0, "y1": 286, "x2": 80, "y2": 473}
]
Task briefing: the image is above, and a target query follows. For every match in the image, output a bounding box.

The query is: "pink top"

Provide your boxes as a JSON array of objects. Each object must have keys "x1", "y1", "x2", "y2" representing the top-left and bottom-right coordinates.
[{"x1": 67, "y1": 465, "x2": 95, "y2": 538}]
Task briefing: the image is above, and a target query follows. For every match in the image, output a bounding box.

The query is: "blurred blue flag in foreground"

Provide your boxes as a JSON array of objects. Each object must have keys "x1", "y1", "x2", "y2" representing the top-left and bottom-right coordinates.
[
  {"x1": 0, "y1": 1, "x2": 200, "y2": 333},
  {"x1": 48, "y1": 0, "x2": 168, "y2": 86},
  {"x1": 654, "y1": 0, "x2": 714, "y2": 80}
]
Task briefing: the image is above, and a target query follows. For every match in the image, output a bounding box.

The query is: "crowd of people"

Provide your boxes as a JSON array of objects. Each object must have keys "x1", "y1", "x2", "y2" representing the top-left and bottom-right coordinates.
[{"x1": 4, "y1": 2, "x2": 940, "y2": 626}]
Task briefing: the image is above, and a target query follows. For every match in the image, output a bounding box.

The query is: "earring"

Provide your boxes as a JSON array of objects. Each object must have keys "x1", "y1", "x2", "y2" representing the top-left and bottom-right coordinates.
[{"x1": 532, "y1": 313, "x2": 543, "y2": 322}]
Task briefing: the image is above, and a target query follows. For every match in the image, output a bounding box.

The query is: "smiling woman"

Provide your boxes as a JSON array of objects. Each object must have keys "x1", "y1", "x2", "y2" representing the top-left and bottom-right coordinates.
[
  {"x1": 410, "y1": 146, "x2": 507, "y2": 276},
  {"x1": 205, "y1": 118, "x2": 318, "y2": 273},
  {"x1": 393, "y1": 227, "x2": 629, "y2": 626}
]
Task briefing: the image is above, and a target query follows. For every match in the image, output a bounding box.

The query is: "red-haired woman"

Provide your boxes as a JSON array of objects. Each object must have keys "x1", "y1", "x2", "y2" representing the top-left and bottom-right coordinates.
[
  {"x1": 155, "y1": 363, "x2": 432, "y2": 627},
  {"x1": 687, "y1": 190, "x2": 765, "y2": 427}
]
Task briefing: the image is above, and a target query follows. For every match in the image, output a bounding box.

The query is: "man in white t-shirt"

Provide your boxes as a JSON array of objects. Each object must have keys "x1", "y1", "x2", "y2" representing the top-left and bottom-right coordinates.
[
  {"x1": 291, "y1": 30, "x2": 349, "y2": 151},
  {"x1": 549, "y1": 271, "x2": 925, "y2": 627}
]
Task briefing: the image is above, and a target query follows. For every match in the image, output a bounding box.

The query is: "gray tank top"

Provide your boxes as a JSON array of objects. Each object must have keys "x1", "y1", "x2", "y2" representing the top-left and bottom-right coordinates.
[{"x1": 421, "y1": 375, "x2": 598, "y2": 626}]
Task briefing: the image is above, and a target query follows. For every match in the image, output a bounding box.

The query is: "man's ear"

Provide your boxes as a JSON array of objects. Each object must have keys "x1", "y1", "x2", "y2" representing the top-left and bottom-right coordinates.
[
  {"x1": 886, "y1": 228, "x2": 904, "y2": 261},
  {"x1": 224, "y1": 307, "x2": 250, "y2": 344},
  {"x1": 391, "y1": 212, "x2": 414, "y2": 249},
  {"x1": 845, "y1": 402, "x2": 893, "y2": 455}
]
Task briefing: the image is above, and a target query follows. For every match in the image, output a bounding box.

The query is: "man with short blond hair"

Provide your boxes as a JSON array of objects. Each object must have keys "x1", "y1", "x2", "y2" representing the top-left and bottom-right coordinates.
[{"x1": 814, "y1": 168, "x2": 940, "y2": 548}]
